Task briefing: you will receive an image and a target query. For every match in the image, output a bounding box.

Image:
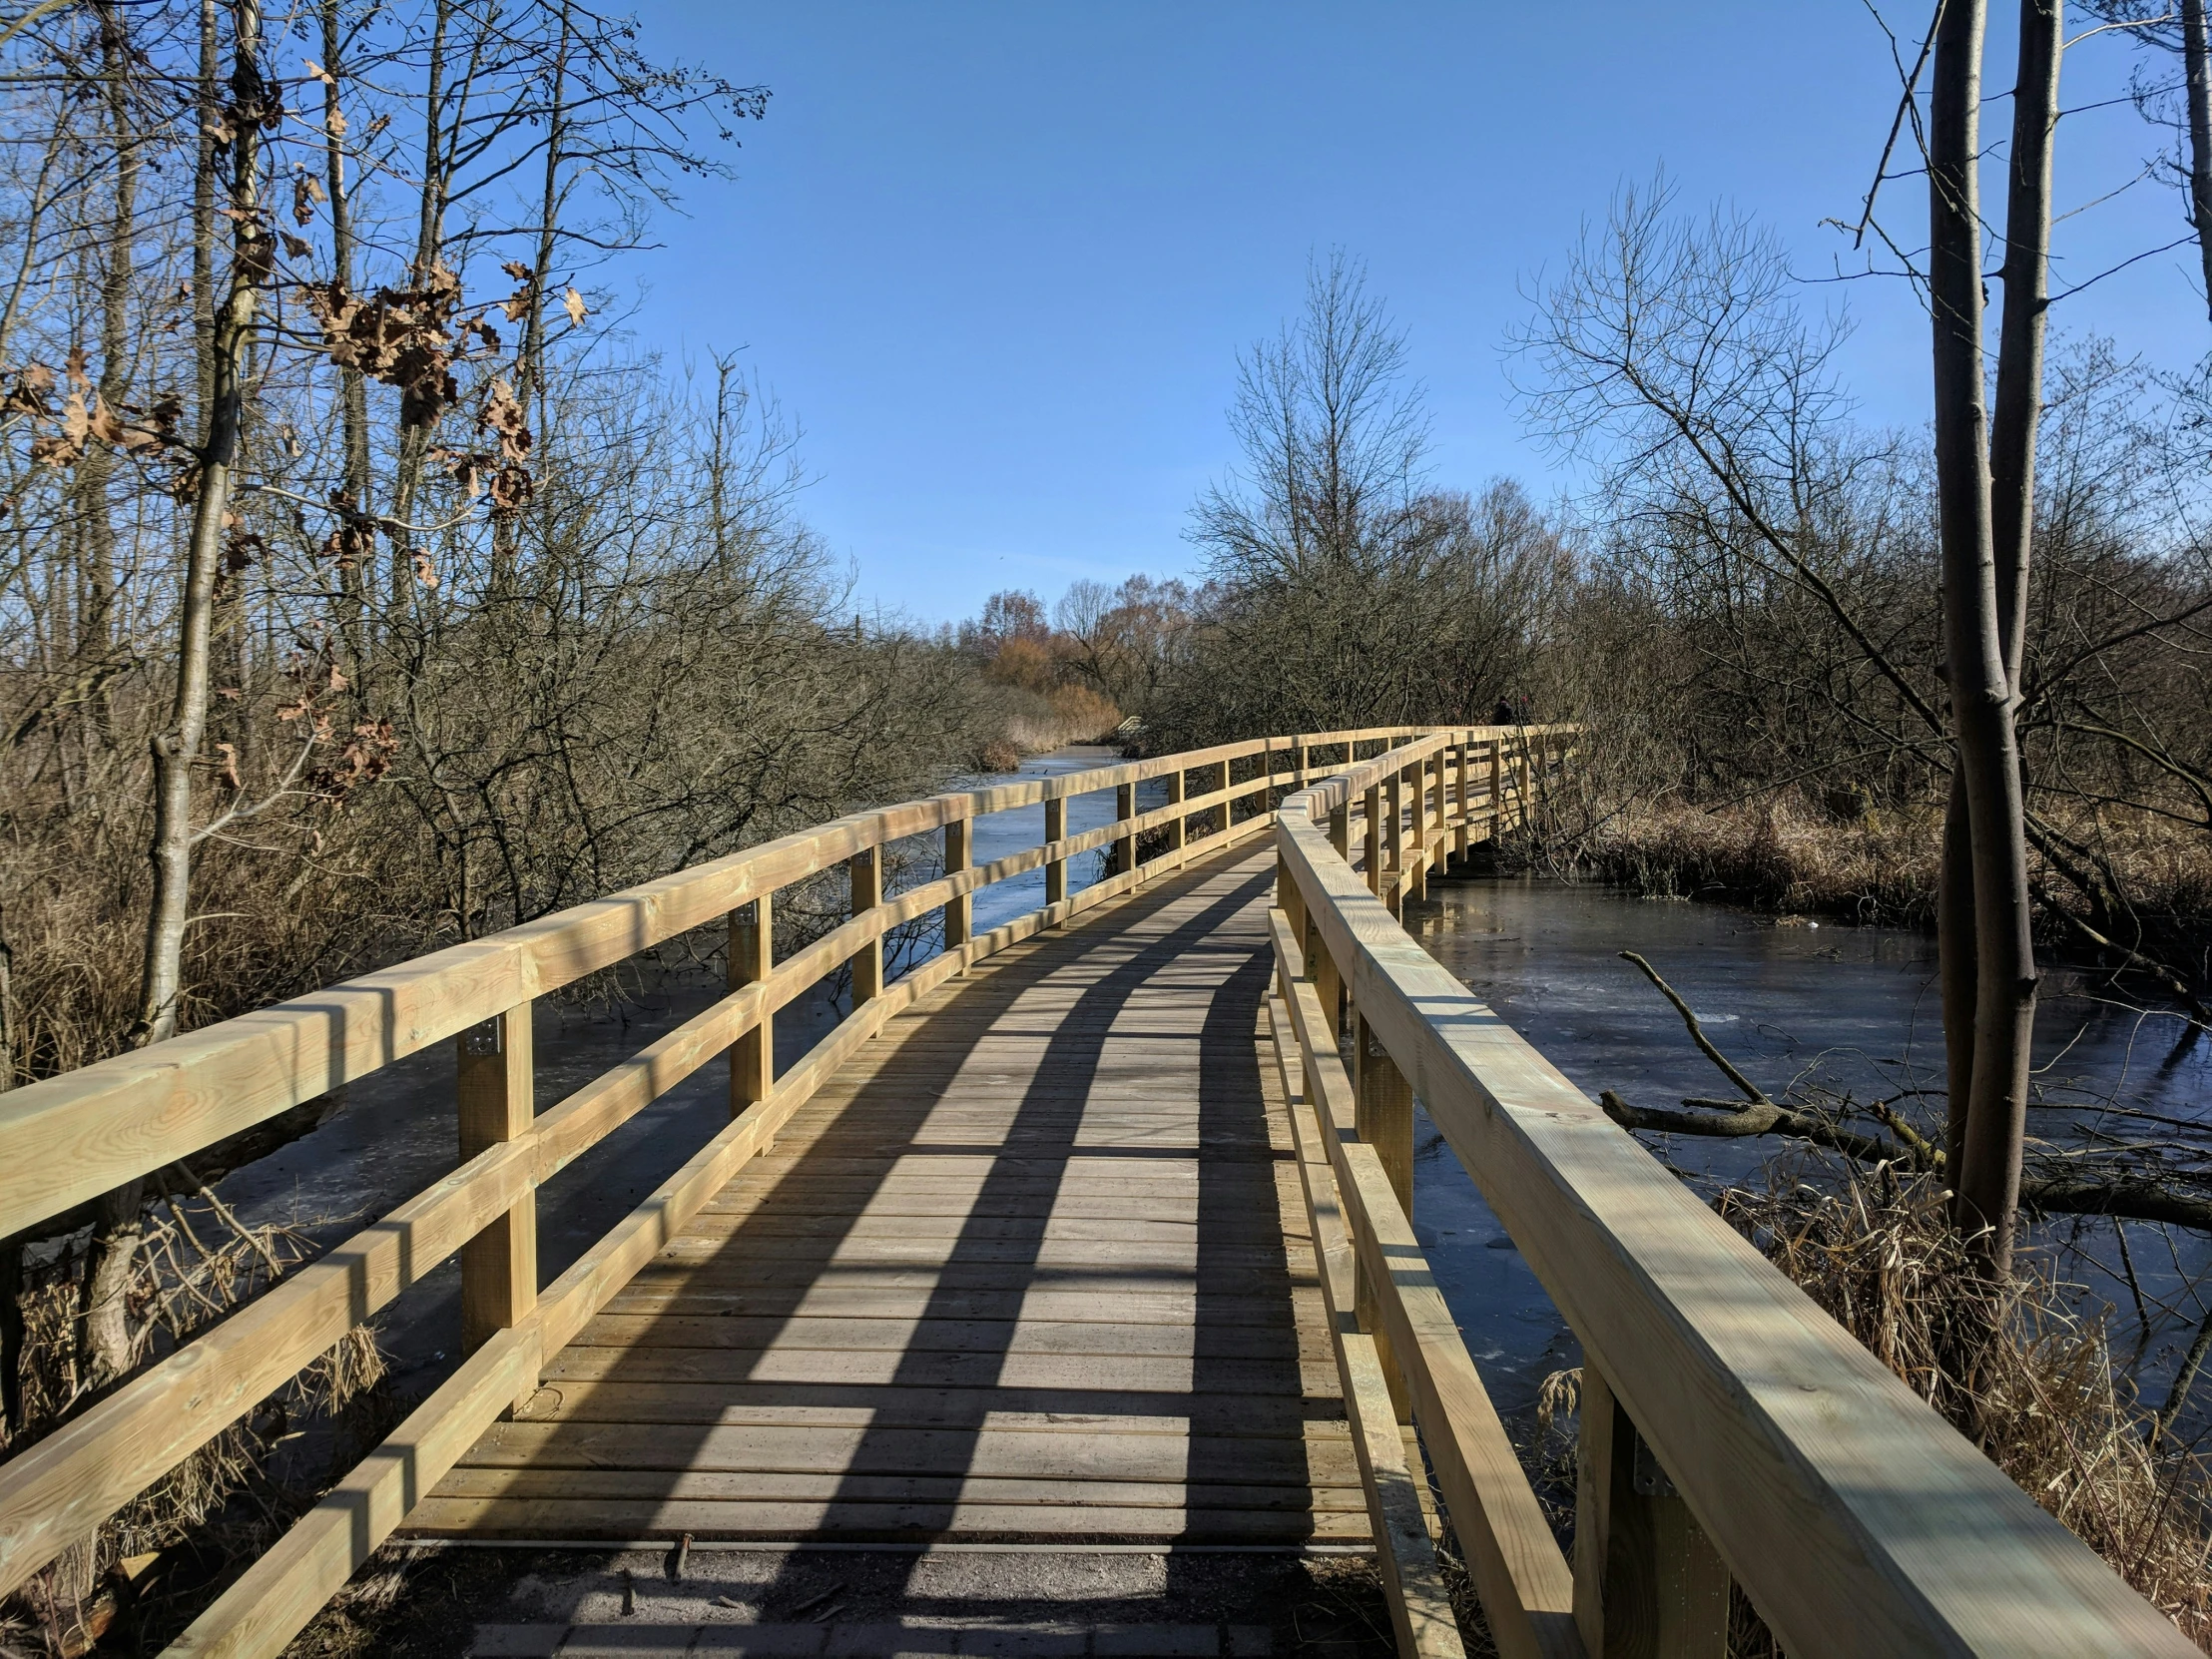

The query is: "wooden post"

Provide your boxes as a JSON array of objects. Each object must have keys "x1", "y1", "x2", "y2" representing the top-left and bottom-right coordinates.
[
  {"x1": 849, "y1": 844, "x2": 882, "y2": 1004},
  {"x1": 1574, "y1": 1364, "x2": 1730, "y2": 1659},
  {"x1": 1453, "y1": 737, "x2": 1472, "y2": 865},
  {"x1": 1167, "y1": 767, "x2": 1186, "y2": 853},
  {"x1": 1363, "y1": 783, "x2": 1383, "y2": 895},
  {"x1": 728, "y1": 894, "x2": 773, "y2": 1116},
  {"x1": 457, "y1": 1003, "x2": 536, "y2": 1360},
  {"x1": 1488, "y1": 735, "x2": 1504, "y2": 835},
  {"x1": 1114, "y1": 782, "x2": 1136, "y2": 878},
  {"x1": 1290, "y1": 735, "x2": 1306, "y2": 787},
  {"x1": 943, "y1": 814, "x2": 972, "y2": 966},
  {"x1": 1354, "y1": 1012, "x2": 1413, "y2": 1420},
  {"x1": 1043, "y1": 794, "x2": 1067, "y2": 908},
  {"x1": 1213, "y1": 758, "x2": 1232, "y2": 831},
  {"x1": 1311, "y1": 927, "x2": 1344, "y2": 1056},
  {"x1": 1385, "y1": 768, "x2": 1407, "y2": 915},
  {"x1": 1515, "y1": 732, "x2": 1532, "y2": 828},
  {"x1": 1330, "y1": 798, "x2": 1351, "y2": 863}
]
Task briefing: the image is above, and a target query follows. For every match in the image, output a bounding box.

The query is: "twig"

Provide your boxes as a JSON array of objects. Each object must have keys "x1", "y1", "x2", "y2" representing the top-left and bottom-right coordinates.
[
  {"x1": 2153, "y1": 1302, "x2": 2212, "y2": 1447},
  {"x1": 1618, "y1": 950, "x2": 1771, "y2": 1101}
]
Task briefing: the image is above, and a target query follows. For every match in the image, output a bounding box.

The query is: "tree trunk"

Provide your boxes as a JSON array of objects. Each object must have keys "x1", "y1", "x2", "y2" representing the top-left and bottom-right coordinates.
[
  {"x1": 387, "y1": 0, "x2": 450, "y2": 621},
  {"x1": 2186, "y1": 0, "x2": 2212, "y2": 320},
  {"x1": 1930, "y1": 0, "x2": 2039, "y2": 1281},
  {"x1": 321, "y1": 0, "x2": 373, "y2": 688},
  {"x1": 134, "y1": 0, "x2": 261, "y2": 1051},
  {"x1": 70, "y1": 2, "x2": 141, "y2": 724},
  {"x1": 1991, "y1": 0, "x2": 2059, "y2": 688}
]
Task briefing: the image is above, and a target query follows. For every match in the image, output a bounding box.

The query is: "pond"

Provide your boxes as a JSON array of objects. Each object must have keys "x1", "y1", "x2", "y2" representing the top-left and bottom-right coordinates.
[{"x1": 1405, "y1": 863, "x2": 2212, "y2": 1423}]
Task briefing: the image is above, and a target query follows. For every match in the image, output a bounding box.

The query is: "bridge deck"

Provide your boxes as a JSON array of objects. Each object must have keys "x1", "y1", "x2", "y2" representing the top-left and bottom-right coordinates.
[{"x1": 409, "y1": 847, "x2": 1371, "y2": 1546}]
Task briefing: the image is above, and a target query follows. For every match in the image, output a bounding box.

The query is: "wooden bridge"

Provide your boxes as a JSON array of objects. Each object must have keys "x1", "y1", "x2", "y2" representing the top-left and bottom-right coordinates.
[{"x1": 0, "y1": 728, "x2": 2192, "y2": 1657}]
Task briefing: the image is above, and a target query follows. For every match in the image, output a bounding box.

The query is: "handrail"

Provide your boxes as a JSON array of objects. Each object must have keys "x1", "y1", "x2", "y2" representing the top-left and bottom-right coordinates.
[
  {"x1": 1272, "y1": 731, "x2": 2195, "y2": 1657},
  {"x1": 0, "y1": 725, "x2": 1453, "y2": 1659}
]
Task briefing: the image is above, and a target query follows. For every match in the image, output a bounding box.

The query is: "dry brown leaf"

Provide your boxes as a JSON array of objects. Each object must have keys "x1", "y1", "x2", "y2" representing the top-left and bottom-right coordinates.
[{"x1": 562, "y1": 286, "x2": 587, "y2": 327}]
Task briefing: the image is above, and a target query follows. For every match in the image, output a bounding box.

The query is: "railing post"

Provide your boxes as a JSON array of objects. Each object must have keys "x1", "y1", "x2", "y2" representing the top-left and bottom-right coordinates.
[
  {"x1": 1114, "y1": 782, "x2": 1136, "y2": 878},
  {"x1": 1353, "y1": 1012, "x2": 1412, "y2": 1420},
  {"x1": 1453, "y1": 735, "x2": 1472, "y2": 865},
  {"x1": 1575, "y1": 1363, "x2": 1730, "y2": 1659},
  {"x1": 1516, "y1": 731, "x2": 1533, "y2": 828},
  {"x1": 1362, "y1": 782, "x2": 1382, "y2": 896},
  {"x1": 850, "y1": 843, "x2": 882, "y2": 1004},
  {"x1": 729, "y1": 894, "x2": 773, "y2": 1116},
  {"x1": 1385, "y1": 767, "x2": 1407, "y2": 915},
  {"x1": 1290, "y1": 734, "x2": 1306, "y2": 788},
  {"x1": 943, "y1": 812, "x2": 972, "y2": 969},
  {"x1": 1167, "y1": 767, "x2": 1186, "y2": 854},
  {"x1": 1043, "y1": 794, "x2": 1067, "y2": 909},
  {"x1": 1488, "y1": 734, "x2": 1504, "y2": 837},
  {"x1": 1213, "y1": 758, "x2": 1232, "y2": 831},
  {"x1": 457, "y1": 1003, "x2": 536, "y2": 1367}
]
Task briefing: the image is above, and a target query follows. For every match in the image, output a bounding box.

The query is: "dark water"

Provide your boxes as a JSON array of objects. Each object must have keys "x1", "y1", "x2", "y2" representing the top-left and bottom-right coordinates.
[{"x1": 1404, "y1": 866, "x2": 2212, "y2": 1420}]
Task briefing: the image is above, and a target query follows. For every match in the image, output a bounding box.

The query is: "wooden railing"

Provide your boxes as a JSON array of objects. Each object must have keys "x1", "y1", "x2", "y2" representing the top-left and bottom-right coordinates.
[
  {"x1": 0, "y1": 724, "x2": 1472, "y2": 1659},
  {"x1": 1269, "y1": 729, "x2": 2195, "y2": 1659}
]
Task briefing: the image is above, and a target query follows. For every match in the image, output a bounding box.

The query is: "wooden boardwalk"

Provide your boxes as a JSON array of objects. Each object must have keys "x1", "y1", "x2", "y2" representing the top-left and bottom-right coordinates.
[{"x1": 411, "y1": 847, "x2": 1369, "y2": 1546}]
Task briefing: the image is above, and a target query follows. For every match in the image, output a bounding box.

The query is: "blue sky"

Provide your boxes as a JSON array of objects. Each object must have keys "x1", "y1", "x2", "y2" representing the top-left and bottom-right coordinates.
[{"x1": 621, "y1": 2, "x2": 2209, "y2": 624}]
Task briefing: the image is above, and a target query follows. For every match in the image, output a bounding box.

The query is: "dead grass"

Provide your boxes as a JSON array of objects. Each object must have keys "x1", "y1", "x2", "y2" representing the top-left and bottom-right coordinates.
[
  {"x1": 1, "y1": 1201, "x2": 394, "y2": 1656},
  {"x1": 1554, "y1": 792, "x2": 2212, "y2": 951}
]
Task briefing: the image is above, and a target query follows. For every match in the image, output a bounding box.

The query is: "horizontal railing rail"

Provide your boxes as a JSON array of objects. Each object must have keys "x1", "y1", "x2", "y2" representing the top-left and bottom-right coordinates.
[
  {"x1": 1271, "y1": 731, "x2": 2194, "y2": 1658},
  {"x1": 0, "y1": 724, "x2": 1489, "y2": 1659}
]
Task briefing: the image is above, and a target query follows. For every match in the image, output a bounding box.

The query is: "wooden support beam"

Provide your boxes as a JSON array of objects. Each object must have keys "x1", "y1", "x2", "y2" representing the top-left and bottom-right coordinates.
[
  {"x1": 1043, "y1": 796, "x2": 1067, "y2": 908},
  {"x1": 1268, "y1": 995, "x2": 1465, "y2": 1659},
  {"x1": 1453, "y1": 739, "x2": 1472, "y2": 864},
  {"x1": 728, "y1": 894, "x2": 773, "y2": 1117},
  {"x1": 1355, "y1": 1011, "x2": 1413, "y2": 1421},
  {"x1": 1113, "y1": 783, "x2": 1136, "y2": 878},
  {"x1": 1167, "y1": 768, "x2": 1186, "y2": 851},
  {"x1": 943, "y1": 814, "x2": 971, "y2": 960},
  {"x1": 1364, "y1": 783, "x2": 1383, "y2": 896},
  {"x1": 457, "y1": 1004, "x2": 536, "y2": 1361},
  {"x1": 1574, "y1": 1366, "x2": 1729, "y2": 1659},
  {"x1": 1387, "y1": 769, "x2": 1408, "y2": 914},
  {"x1": 849, "y1": 845, "x2": 882, "y2": 1003}
]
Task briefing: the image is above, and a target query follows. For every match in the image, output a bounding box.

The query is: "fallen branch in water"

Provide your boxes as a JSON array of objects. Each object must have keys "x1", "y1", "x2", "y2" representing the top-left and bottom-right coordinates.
[{"x1": 1603, "y1": 950, "x2": 2212, "y2": 1234}]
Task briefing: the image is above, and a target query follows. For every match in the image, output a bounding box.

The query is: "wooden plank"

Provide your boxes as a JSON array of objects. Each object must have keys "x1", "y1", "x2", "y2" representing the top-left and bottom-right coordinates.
[
  {"x1": 401, "y1": 1496, "x2": 1370, "y2": 1542},
  {"x1": 507, "y1": 1382, "x2": 1345, "y2": 1436},
  {"x1": 1269, "y1": 995, "x2": 1463, "y2": 1659},
  {"x1": 1277, "y1": 800, "x2": 2197, "y2": 1656},
  {"x1": 568, "y1": 1315, "x2": 1328, "y2": 1362},
  {"x1": 429, "y1": 1467, "x2": 1373, "y2": 1512}
]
